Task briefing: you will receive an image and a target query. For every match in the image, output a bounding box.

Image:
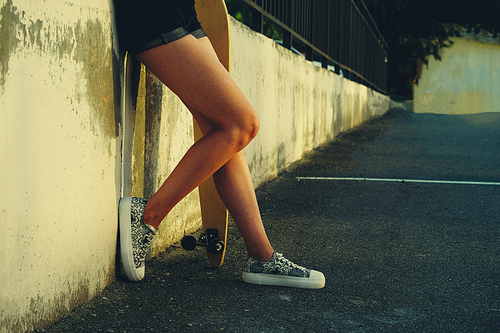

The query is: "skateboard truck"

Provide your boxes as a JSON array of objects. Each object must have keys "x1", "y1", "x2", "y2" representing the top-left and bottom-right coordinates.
[{"x1": 181, "y1": 229, "x2": 225, "y2": 254}]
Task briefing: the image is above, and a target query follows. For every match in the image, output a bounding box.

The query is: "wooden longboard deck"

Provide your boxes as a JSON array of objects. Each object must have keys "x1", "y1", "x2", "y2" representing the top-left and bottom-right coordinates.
[
  {"x1": 194, "y1": 0, "x2": 230, "y2": 268},
  {"x1": 121, "y1": 52, "x2": 136, "y2": 199},
  {"x1": 195, "y1": 0, "x2": 231, "y2": 72}
]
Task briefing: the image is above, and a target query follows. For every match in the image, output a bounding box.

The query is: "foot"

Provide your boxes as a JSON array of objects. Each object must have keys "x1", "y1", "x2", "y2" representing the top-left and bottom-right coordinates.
[
  {"x1": 242, "y1": 252, "x2": 325, "y2": 289},
  {"x1": 119, "y1": 197, "x2": 158, "y2": 281}
]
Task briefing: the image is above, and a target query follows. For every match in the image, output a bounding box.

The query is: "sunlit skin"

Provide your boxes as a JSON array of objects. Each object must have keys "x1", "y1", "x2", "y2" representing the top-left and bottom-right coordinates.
[{"x1": 135, "y1": 35, "x2": 274, "y2": 262}]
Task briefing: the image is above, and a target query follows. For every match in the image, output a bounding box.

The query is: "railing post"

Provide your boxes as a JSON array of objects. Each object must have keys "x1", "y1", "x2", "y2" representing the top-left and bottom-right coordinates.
[
  {"x1": 326, "y1": 0, "x2": 331, "y2": 60},
  {"x1": 284, "y1": 0, "x2": 293, "y2": 50},
  {"x1": 283, "y1": 30, "x2": 292, "y2": 50},
  {"x1": 305, "y1": 46, "x2": 313, "y2": 62},
  {"x1": 251, "y1": 7, "x2": 263, "y2": 33},
  {"x1": 321, "y1": 56, "x2": 328, "y2": 69}
]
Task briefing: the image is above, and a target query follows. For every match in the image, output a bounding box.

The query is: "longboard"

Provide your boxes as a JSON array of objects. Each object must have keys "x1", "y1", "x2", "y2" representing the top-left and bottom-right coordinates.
[
  {"x1": 183, "y1": 0, "x2": 231, "y2": 268},
  {"x1": 119, "y1": 51, "x2": 140, "y2": 280},
  {"x1": 121, "y1": 52, "x2": 138, "y2": 199}
]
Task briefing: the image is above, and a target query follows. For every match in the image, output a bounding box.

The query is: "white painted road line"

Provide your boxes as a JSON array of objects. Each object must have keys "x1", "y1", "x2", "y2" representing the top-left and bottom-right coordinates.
[{"x1": 295, "y1": 177, "x2": 500, "y2": 186}]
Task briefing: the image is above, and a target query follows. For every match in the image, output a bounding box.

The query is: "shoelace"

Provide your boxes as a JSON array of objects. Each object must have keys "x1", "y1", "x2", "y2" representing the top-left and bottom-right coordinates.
[{"x1": 274, "y1": 253, "x2": 307, "y2": 272}]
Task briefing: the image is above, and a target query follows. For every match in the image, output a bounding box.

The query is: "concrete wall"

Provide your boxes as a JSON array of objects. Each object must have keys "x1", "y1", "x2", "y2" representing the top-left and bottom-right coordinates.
[
  {"x1": 1, "y1": 1, "x2": 120, "y2": 332},
  {"x1": 230, "y1": 19, "x2": 390, "y2": 186},
  {"x1": 414, "y1": 36, "x2": 500, "y2": 114},
  {"x1": 0, "y1": 1, "x2": 389, "y2": 331}
]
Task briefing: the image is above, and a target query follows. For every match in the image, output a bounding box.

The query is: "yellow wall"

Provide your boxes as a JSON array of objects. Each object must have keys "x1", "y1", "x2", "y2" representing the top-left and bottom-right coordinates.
[
  {"x1": 1, "y1": 1, "x2": 119, "y2": 332},
  {"x1": 414, "y1": 37, "x2": 500, "y2": 114},
  {"x1": 0, "y1": 2, "x2": 389, "y2": 331},
  {"x1": 230, "y1": 18, "x2": 389, "y2": 186}
]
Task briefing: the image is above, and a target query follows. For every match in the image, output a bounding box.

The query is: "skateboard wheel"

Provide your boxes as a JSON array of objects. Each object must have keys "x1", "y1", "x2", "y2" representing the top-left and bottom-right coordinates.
[
  {"x1": 208, "y1": 239, "x2": 224, "y2": 254},
  {"x1": 181, "y1": 236, "x2": 197, "y2": 251}
]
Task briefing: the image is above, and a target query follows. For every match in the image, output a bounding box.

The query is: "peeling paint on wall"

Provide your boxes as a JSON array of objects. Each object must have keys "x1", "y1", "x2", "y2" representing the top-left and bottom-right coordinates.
[
  {"x1": 1, "y1": 1, "x2": 119, "y2": 333},
  {"x1": 0, "y1": 0, "x2": 116, "y2": 138},
  {"x1": 74, "y1": 19, "x2": 116, "y2": 139},
  {"x1": 0, "y1": 0, "x2": 22, "y2": 89}
]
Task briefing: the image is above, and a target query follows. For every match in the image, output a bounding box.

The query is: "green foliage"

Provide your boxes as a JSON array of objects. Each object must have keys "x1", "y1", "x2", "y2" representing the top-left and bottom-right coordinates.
[
  {"x1": 364, "y1": 0, "x2": 500, "y2": 96},
  {"x1": 225, "y1": 0, "x2": 283, "y2": 41},
  {"x1": 225, "y1": 1, "x2": 252, "y2": 26}
]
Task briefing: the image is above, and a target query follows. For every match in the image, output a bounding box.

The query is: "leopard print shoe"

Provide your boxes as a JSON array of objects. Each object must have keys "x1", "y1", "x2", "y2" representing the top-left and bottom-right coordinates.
[
  {"x1": 242, "y1": 252, "x2": 325, "y2": 289},
  {"x1": 119, "y1": 197, "x2": 157, "y2": 282}
]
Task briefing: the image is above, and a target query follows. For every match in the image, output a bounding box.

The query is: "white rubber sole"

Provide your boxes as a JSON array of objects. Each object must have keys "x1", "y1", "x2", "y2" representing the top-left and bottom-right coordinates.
[
  {"x1": 242, "y1": 270, "x2": 325, "y2": 289},
  {"x1": 119, "y1": 197, "x2": 145, "y2": 282}
]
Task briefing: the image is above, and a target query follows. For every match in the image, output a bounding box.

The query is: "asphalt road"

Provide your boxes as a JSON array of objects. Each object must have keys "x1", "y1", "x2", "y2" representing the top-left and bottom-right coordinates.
[{"x1": 37, "y1": 108, "x2": 500, "y2": 333}]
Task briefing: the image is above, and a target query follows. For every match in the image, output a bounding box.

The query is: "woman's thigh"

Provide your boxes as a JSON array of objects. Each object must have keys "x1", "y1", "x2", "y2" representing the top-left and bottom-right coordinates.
[{"x1": 135, "y1": 36, "x2": 258, "y2": 132}]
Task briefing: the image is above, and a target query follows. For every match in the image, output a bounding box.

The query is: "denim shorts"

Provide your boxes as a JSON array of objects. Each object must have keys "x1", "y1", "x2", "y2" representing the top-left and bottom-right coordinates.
[{"x1": 114, "y1": 0, "x2": 207, "y2": 55}]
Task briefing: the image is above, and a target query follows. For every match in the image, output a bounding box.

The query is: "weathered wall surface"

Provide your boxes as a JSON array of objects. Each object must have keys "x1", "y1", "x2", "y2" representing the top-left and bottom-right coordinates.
[
  {"x1": 0, "y1": 2, "x2": 389, "y2": 331},
  {"x1": 1, "y1": 1, "x2": 120, "y2": 332},
  {"x1": 0, "y1": 1, "x2": 201, "y2": 332},
  {"x1": 230, "y1": 18, "x2": 389, "y2": 186},
  {"x1": 414, "y1": 36, "x2": 500, "y2": 114}
]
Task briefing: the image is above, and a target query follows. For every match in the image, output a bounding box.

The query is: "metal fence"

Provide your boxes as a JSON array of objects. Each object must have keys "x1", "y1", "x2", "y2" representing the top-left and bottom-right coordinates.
[{"x1": 226, "y1": 0, "x2": 388, "y2": 94}]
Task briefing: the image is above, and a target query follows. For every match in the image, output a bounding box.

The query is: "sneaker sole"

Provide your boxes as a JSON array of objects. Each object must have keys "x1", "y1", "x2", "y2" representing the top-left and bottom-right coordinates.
[
  {"x1": 119, "y1": 197, "x2": 145, "y2": 282},
  {"x1": 242, "y1": 270, "x2": 325, "y2": 289}
]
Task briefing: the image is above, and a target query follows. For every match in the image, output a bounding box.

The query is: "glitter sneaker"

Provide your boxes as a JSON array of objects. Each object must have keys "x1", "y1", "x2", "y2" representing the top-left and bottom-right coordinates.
[
  {"x1": 119, "y1": 197, "x2": 157, "y2": 282},
  {"x1": 242, "y1": 252, "x2": 325, "y2": 289}
]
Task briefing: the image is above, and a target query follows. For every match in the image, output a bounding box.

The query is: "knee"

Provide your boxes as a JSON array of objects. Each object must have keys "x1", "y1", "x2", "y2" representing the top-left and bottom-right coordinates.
[
  {"x1": 232, "y1": 109, "x2": 260, "y2": 150},
  {"x1": 245, "y1": 112, "x2": 260, "y2": 143}
]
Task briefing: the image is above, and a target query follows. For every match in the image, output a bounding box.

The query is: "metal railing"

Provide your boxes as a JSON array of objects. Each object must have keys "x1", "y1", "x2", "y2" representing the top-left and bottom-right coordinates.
[{"x1": 226, "y1": 0, "x2": 388, "y2": 94}]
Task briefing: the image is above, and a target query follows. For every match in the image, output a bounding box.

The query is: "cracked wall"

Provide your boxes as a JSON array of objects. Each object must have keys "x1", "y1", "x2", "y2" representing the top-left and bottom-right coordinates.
[{"x1": 0, "y1": 1, "x2": 120, "y2": 332}]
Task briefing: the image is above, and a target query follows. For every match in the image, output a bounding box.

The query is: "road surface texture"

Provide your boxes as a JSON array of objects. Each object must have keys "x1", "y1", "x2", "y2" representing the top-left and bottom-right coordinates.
[{"x1": 37, "y1": 108, "x2": 500, "y2": 332}]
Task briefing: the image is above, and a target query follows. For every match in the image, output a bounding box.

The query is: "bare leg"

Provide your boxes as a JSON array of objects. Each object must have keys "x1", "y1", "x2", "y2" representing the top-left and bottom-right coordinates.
[
  {"x1": 135, "y1": 35, "x2": 273, "y2": 261},
  {"x1": 214, "y1": 154, "x2": 273, "y2": 261},
  {"x1": 190, "y1": 106, "x2": 273, "y2": 262}
]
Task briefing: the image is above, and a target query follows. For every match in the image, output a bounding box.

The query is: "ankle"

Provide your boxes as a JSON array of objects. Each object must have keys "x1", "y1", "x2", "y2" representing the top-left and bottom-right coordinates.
[
  {"x1": 143, "y1": 202, "x2": 161, "y2": 229},
  {"x1": 249, "y1": 250, "x2": 274, "y2": 262}
]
